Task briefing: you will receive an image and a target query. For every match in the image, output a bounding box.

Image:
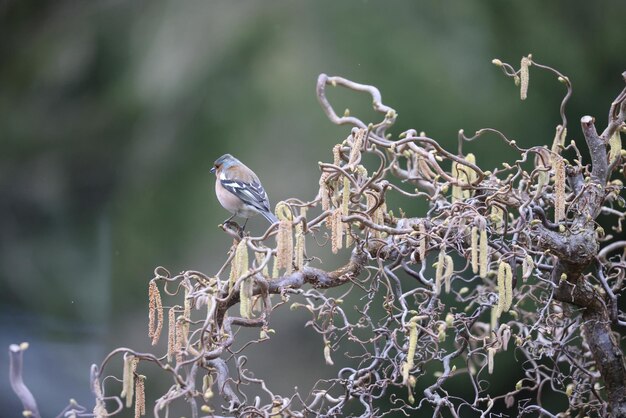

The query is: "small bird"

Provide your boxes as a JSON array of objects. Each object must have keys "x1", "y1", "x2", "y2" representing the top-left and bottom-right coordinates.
[{"x1": 210, "y1": 154, "x2": 278, "y2": 227}]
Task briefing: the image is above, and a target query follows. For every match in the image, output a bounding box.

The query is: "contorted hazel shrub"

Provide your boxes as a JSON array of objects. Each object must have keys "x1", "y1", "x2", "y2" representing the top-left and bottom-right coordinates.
[{"x1": 9, "y1": 56, "x2": 626, "y2": 418}]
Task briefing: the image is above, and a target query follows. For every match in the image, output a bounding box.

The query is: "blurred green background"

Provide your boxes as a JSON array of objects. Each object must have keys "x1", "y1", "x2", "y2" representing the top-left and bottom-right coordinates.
[{"x1": 2, "y1": 0, "x2": 625, "y2": 415}]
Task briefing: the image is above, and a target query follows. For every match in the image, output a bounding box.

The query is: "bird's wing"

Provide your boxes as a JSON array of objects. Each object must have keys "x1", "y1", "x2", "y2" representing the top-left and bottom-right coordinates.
[{"x1": 220, "y1": 179, "x2": 271, "y2": 212}]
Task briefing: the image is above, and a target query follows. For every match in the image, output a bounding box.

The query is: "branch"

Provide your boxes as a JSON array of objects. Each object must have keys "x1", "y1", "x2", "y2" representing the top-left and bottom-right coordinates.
[{"x1": 9, "y1": 343, "x2": 41, "y2": 418}]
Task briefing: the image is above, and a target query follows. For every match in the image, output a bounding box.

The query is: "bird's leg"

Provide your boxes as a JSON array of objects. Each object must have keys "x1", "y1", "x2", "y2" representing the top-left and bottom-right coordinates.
[{"x1": 242, "y1": 218, "x2": 249, "y2": 230}]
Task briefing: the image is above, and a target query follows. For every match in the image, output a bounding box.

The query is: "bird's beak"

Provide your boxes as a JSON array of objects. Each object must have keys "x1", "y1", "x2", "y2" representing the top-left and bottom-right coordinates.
[{"x1": 210, "y1": 166, "x2": 216, "y2": 174}]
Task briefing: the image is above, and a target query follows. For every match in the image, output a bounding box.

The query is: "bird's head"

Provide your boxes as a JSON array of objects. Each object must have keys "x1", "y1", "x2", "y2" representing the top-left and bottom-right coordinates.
[{"x1": 210, "y1": 154, "x2": 239, "y2": 174}]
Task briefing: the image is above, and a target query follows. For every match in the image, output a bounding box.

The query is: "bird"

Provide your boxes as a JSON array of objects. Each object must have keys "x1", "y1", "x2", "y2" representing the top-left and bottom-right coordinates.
[{"x1": 210, "y1": 154, "x2": 278, "y2": 228}]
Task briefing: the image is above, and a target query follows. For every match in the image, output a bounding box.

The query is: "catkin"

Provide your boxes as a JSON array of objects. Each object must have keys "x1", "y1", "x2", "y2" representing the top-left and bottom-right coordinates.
[
  {"x1": 554, "y1": 157, "x2": 566, "y2": 223},
  {"x1": 522, "y1": 254, "x2": 534, "y2": 279},
  {"x1": 276, "y1": 209, "x2": 293, "y2": 274},
  {"x1": 418, "y1": 222, "x2": 427, "y2": 263},
  {"x1": 294, "y1": 223, "x2": 305, "y2": 271},
  {"x1": 319, "y1": 172, "x2": 331, "y2": 212},
  {"x1": 148, "y1": 281, "x2": 163, "y2": 346},
  {"x1": 341, "y1": 176, "x2": 350, "y2": 216},
  {"x1": 331, "y1": 209, "x2": 343, "y2": 254},
  {"x1": 471, "y1": 226, "x2": 479, "y2": 274},
  {"x1": 479, "y1": 228, "x2": 489, "y2": 278},
  {"x1": 240, "y1": 275, "x2": 253, "y2": 319},
  {"x1": 435, "y1": 249, "x2": 445, "y2": 294},
  {"x1": 167, "y1": 308, "x2": 176, "y2": 362},
  {"x1": 182, "y1": 288, "x2": 191, "y2": 343},
  {"x1": 487, "y1": 347, "x2": 496, "y2": 374},
  {"x1": 134, "y1": 375, "x2": 145, "y2": 418},
  {"x1": 491, "y1": 206, "x2": 504, "y2": 234},
  {"x1": 230, "y1": 238, "x2": 249, "y2": 288},
  {"x1": 490, "y1": 304, "x2": 498, "y2": 331},
  {"x1": 520, "y1": 55, "x2": 531, "y2": 100},
  {"x1": 451, "y1": 161, "x2": 463, "y2": 202},
  {"x1": 497, "y1": 262, "x2": 507, "y2": 317},
  {"x1": 464, "y1": 153, "x2": 477, "y2": 199},
  {"x1": 121, "y1": 354, "x2": 138, "y2": 408},
  {"x1": 444, "y1": 255, "x2": 454, "y2": 293},
  {"x1": 175, "y1": 317, "x2": 184, "y2": 364},
  {"x1": 348, "y1": 129, "x2": 365, "y2": 165},
  {"x1": 503, "y1": 262, "x2": 513, "y2": 312},
  {"x1": 402, "y1": 316, "x2": 419, "y2": 385},
  {"x1": 333, "y1": 144, "x2": 341, "y2": 166}
]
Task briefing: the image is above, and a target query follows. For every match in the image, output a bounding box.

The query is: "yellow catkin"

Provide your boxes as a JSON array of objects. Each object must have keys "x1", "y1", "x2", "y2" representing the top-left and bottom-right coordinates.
[
  {"x1": 609, "y1": 130, "x2": 622, "y2": 165},
  {"x1": 183, "y1": 288, "x2": 191, "y2": 343},
  {"x1": 497, "y1": 262, "x2": 506, "y2": 317},
  {"x1": 134, "y1": 375, "x2": 145, "y2": 418},
  {"x1": 348, "y1": 129, "x2": 365, "y2": 165},
  {"x1": 435, "y1": 249, "x2": 445, "y2": 294},
  {"x1": 148, "y1": 281, "x2": 163, "y2": 345},
  {"x1": 522, "y1": 254, "x2": 534, "y2": 279},
  {"x1": 554, "y1": 157, "x2": 566, "y2": 223},
  {"x1": 487, "y1": 347, "x2": 496, "y2": 374},
  {"x1": 167, "y1": 308, "x2": 176, "y2": 362},
  {"x1": 240, "y1": 275, "x2": 253, "y2": 319},
  {"x1": 366, "y1": 194, "x2": 376, "y2": 238},
  {"x1": 418, "y1": 222, "x2": 427, "y2": 263},
  {"x1": 464, "y1": 153, "x2": 477, "y2": 199},
  {"x1": 402, "y1": 316, "x2": 419, "y2": 385},
  {"x1": 121, "y1": 354, "x2": 131, "y2": 399},
  {"x1": 319, "y1": 172, "x2": 330, "y2": 212},
  {"x1": 451, "y1": 161, "x2": 463, "y2": 202},
  {"x1": 230, "y1": 238, "x2": 249, "y2": 289},
  {"x1": 520, "y1": 55, "x2": 531, "y2": 100},
  {"x1": 551, "y1": 125, "x2": 567, "y2": 155},
  {"x1": 294, "y1": 222, "x2": 305, "y2": 271},
  {"x1": 331, "y1": 209, "x2": 343, "y2": 254},
  {"x1": 175, "y1": 317, "x2": 184, "y2": 364},
  {"x1": 121, "y1": 354, "x2": 138, "y2": 408},
  {"x1": 374, "y1": 201, "x2": 387, "y2": 239},
  {"x1": 490, "y1": 304, "x2": 498, "y2": 331},
  {"x1": 333, "y1": 144, "x2": 341, "y2": 166},
  {"x1": 444, "y1": 255, "x2": 454, "y2": 293},
  {"x1": 272, "y1": 254, "x2": 280, "y2": 278},
  {"x1": 491, "y1": 206, "x2": 504, "y2": 234},
  {"x1": 278, "y1": 221, "x2": 293, "y2": 273},
  {"x1": 471, "y1": 226, "x2": 479, "y2": 274},
  {"x1": 276, "y1": 204, "x2": 293, "y2": 274},
  {"x1": 341, "y1": 176, "x2": 350, "y2": 216},
  {"x1": 479, "y1": 228, "x2": 488, "y2": 279},
  {"x1": 239, "y1": 243, "x2": 254, "y2": 318},
  {"x1": 504, "y1": 262, "x2": 513, "y2": 312},
  {"x1": 345, "y1": 222, "x2": 354, "y2": 248}
]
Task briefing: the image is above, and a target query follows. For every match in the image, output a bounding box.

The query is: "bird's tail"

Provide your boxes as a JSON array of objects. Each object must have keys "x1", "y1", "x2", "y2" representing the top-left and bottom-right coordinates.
[{"x1": 262, "y1": 210, "x2": 279, "y2": 224}]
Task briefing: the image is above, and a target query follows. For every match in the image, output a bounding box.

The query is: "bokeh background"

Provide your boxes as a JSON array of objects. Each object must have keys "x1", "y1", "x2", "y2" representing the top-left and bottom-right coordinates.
[{"x1": 2, "y1": 0, "x2": 625, "y2": 416}]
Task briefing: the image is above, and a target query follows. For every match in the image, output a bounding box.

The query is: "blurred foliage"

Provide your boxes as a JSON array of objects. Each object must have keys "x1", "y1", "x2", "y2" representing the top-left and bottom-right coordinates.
[{"x1": 1, "y1": 0, "x2": 625, "y2": 415}]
